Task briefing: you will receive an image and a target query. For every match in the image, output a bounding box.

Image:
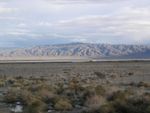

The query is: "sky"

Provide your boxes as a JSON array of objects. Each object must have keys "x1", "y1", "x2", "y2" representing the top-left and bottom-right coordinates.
[{"x1": 0, "y1": 0, "x2": 150, "y2": 47}]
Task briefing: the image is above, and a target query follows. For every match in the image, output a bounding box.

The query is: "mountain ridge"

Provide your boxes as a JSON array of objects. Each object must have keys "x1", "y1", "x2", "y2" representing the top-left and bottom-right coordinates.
[{"x1": 0, "y1": 43, "x2": 150, "y2": 59}]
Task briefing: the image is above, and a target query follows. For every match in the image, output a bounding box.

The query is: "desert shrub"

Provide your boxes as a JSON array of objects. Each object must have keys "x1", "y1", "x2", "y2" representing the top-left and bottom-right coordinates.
[
  {"x1": 146, "y1": 106, "x2": 150, "y2": 113},
  {"x1": 107, "y1": 90, "x2": 133, "y2": 102},
  {"x1": 6, "y1": 79, "x2": 15, "y2": 86},
  {"x1": 0, "y1": 81, "x2": 5, "y2": 87},
  {"x1": 94, "y1": 72, "x2": 106, "y2": 79},
  {"x1": 19, "y1": 90, "x2": 35, "y2": 105},
  {"x1": 24, "y1": 99, "x2": 46, "y2": 113},
  {"x1": 85, "y1": 95, "x2": 106, "y2": 112},
  {"x1": 128, "y1": 72, "x2": 134, "y2": 76},
  {"x1": 84, "y1": 86, "x2": 96, "y2": 97},
  {"x1": 4, "y1": 88, "x2": 19, "y2": 103},
  {"x1": 54, "y1": 98, "x2": 73, "y2": 111},
  {"x1": 56, "y1": 83, "x2": 64, "y2": 94},
  {"x1": 84, "y1": 95, "x2": 150, "y2": 113},
  {"x1": 99, "y1": 104, "x2": 115, "y2": 113},
  {"x1": 143, "y1": 93, "x2": 150, "y2": 101},
  {"x1": 68, "y1": 78, "x2": 80, "y2": 93},
  {"x1": 21, "y1": 80, "x2": 31, "y2": 87},
  {"x1": 64, "y1": 81, "x2": 86, "y2": 106},
  {"x1": 28, "y1": 84, "x2": 43, "y2": 92},
  {"x1": 137, "y1": 81, "x2": 150, "y2": 88},
  {"x1": 37, "y1": 89, "x2": 57, "y2": 104},
  {"x1": 95, "y1": 85, "x2": 106, "y2": 96},
  {"x1": 112, "y1": 97, "x2": 150, "y2": 113},
  {"x1": 129, "y1": 82, "x2": 136, "y2": 86},
  {"x1": 12, "y1": 82, "x2": 23, "y2": 88},
  {"x1": 15, "y1": 76, "x2": 23, "y2": 80},
  {"x1": 4, "y1": 88, "x2": 35, "y2": 105}
]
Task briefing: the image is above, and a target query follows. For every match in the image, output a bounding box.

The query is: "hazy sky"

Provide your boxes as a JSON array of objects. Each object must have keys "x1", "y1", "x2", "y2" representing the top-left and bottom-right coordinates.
[{"x1": 0, "y1": 0, "x2": 150, "y2": 47}]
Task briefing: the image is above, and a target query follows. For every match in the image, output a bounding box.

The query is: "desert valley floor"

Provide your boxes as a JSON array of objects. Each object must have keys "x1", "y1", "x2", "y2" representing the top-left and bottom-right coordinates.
[
  {"x1": 0, "y1": 61, "x2": 149, "y2": 84},
  {"x1": 0, "y1": 61, "x2": 149, "y2": 113}
]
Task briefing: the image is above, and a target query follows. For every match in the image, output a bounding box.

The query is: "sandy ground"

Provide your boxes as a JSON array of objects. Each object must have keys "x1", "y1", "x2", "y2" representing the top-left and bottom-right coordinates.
[{"x1": 0, "y1": 61, "x2": 149, "y2": 84}]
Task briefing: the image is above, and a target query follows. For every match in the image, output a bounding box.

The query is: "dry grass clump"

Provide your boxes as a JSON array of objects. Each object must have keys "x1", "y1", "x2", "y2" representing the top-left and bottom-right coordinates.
[
  {"x1": 107, "y1": 89, "x2": 133, "y2": 102},
  {"x1": 4, "y1": 88, "x2": 19, "y2": 103},
  {"x1": 84, "y1": 95, "x2": 106, "y2": 112},
  {"x1": 24, "y1": 99, "x2": 47, "y2": 113},
  {"x1": 95, "y1": 85, "x2": 106, "y2": 96},
  {"x1": 54, "y1": 98, "x2": 73, "y2": 111}
]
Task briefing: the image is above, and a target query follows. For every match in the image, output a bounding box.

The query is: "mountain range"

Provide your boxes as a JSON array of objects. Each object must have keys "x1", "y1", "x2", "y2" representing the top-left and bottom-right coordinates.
[{"x1": 0, "y1": 43, "x2": 150, "y2": 59}]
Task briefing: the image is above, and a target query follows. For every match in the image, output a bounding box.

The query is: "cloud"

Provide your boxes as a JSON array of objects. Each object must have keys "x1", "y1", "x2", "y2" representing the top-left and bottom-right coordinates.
[
  {"x1": 44, "y1": 0, "x2": 127, "y2": 4},
  {"x1": 38, "y1": 22, "x2": 53, "y2": 26},
  {"x1": 1, "y1": 0, "x2": 150, "y2": 47},
  {"x1": 0, "y1": 7, "x2": 17, "y2": 13},
  {"x1": 44, "y1": 6, "x2": 150, "y2": 42},
  {"x1": 0, "y1": 16, "x2": 17, "y2": 20},
  {"x1": 16, "y1": 23, "x2": 28, "y2": 28}
]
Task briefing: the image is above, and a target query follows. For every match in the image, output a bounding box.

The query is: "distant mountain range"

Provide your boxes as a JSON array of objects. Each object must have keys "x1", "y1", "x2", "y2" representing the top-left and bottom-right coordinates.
[{"x1": 0, "y1": 43, "x2": 150, "y2": 59}]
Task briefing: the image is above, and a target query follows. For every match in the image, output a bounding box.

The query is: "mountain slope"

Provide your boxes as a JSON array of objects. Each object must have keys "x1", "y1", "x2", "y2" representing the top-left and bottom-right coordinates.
[{"x1": 0, "y1": 43, "x2": 150, "y2": 59}]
